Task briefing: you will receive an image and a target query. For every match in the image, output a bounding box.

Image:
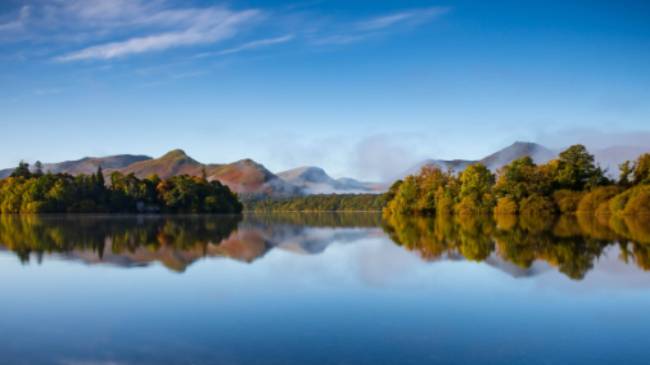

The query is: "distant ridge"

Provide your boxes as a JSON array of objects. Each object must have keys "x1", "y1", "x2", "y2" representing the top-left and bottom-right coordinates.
[
  {"x1": 277, "y1": 166, "x2": 379, "y2": 194},
  {"x1": 2, "y1": 141, "x2": 648, "y2": 194},
  {"x1": 120, "y1": 150, "x2": 299, "y2": 197},
  {"x1": 120, "y1": 149, "x2": 203, "y2": 179},
  {"x1": 479, "y1": 141, "x2": 555, "y2": 169},
  {"x1": 403, "y1": 142, "x2": 556, "y2": 177},
  {"x1": 0, "y1": 154, "x2": 151, "y2": 179},
  {"x1": 0, "y1": 150, "x2": 298, "y2": 197},
  {"x1": 206, "y1": 158, "x2": 300, "y2": 196}
]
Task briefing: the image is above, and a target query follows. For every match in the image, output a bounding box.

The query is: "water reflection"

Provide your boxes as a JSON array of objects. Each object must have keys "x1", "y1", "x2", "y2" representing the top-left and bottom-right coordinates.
[
  {"x1": 383, "y1": 213, "x2": 650, "y2": 280},
  {"x1": 0, "y1": 213, "x2": 649, "y2": 279},
  {"x1": 0, "y1": 213, "x2": 382, "y2": 272}
]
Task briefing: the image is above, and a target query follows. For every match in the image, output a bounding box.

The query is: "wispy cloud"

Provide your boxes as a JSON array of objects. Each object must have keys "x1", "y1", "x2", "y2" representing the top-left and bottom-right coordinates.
[
  {"x1": 0, "y1": 5, "x2": 30, "y2": 36},
  {"x1": 312, "y1": 6, "x2": 449, "y2": 46},
  {"x1": 0, "y1": 1, "x2": 262, "y2": 61},
  {"x1": 1, "y1": 2, "x2": 449, "y2": 62},
  {"x1": 311, "y1": 34, "x2": 368, "y2": 46},
  {"x1": 197, "y1": 34, "x2": 294, "y2": 57},
  {"x1": 356, "y1": 7, "x2": 449, "y2": 31},
  {"x1": 55, "y1": 4, "x2": 260, "y2": 61}
]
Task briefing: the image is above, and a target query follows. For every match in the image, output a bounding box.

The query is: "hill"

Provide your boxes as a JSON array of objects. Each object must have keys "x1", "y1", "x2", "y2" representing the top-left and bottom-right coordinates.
[
  {"x1": 206, "y1": 159, "x2": 300, "y2": 197},
  {"x1": 403, "y1": 142, "x2": 556, "y2": 177},
  {"x1": 120, "y1": 149, "x2": 203, "y2": 179},
  {"x1": 277, "y1": 166, "x2": 378, "y2": 194},
  {"x1": 0, "y1": 154, "x2": 151, "y2": 179},
  {"x1": 478, "y1": 141, "x2": 555, "y2": 170},
  {"x1": 120, "y1": 150, "x2": 299, "y2": 197}
]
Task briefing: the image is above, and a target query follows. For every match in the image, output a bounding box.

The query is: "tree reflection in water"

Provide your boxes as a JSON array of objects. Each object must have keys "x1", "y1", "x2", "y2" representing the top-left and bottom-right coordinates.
[
  {"x1": 383, "y1": 213, "x2": 650, "y2": 280},
  {"x1": 0, "y1": 213, "x2": 649, "y2": 279},
  {"x1": 0, "y1": 215, "x2": 242, "y2": 271}
]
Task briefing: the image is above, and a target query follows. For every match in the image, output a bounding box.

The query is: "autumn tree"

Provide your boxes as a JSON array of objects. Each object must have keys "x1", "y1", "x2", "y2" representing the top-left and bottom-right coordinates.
[
  {"x1": 10, "y1": 161, "x2": 31, "y2": 179},
  {"x1": 553, "y1": 145, "x2": 606, "y2": 190},
  {"x1": 633, "y1": 153, "x2": 650, "y2": 185},
  {"x1": 456, "y1": 163, "x2": 495, "y2": 214}
]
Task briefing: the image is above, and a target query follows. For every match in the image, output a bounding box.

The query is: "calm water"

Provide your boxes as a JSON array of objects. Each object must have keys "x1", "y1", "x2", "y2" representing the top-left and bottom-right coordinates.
[{"x1": 1, "y1": 213, "x2": 650, "y2": 365}]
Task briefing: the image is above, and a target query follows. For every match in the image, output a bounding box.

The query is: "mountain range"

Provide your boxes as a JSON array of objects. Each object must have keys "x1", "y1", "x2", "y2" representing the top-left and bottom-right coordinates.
[
  {"x1": 401, "y1": 141, "x2": 649, "y2": 178},
  {"x1": 1, "y1": 142, "x2": 647, "y2": 197},
  {"x1": 0, "y1": 149, "x2": 375, "y2": 197},
  {"x1": 403, "y1": 142, "x2": 556, "y2": 176}
]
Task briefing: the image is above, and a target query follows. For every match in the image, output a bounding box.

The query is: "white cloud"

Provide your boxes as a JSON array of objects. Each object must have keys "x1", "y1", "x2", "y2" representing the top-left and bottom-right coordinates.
[
  {"x1": 215, "y1": 34, "x2": 294, "y2": 56},
  {"x1": 1, "y1": 2, "x2": 449, "y2": 61},
  {"x1": 311, "y1": 6, "x2": 449, "y2": 46},
  {"x1": 311, "y1": 34, "x2": 369, "y2": 46},
  {"x1": 351, "y1": 134, "x2": 430, "y2": 182},
  {"x1": 0, "y1": 5, "x2": 30, "y2": 35},
  {"x1": 0, "y1": 1, "x2": 261, "y2": 61},
  {"x1": 55, "y1": 5, "x2": 260, "y2": 61},
  {"x1": 357, "y1": 7, "x2": 449, "y2": 31}
]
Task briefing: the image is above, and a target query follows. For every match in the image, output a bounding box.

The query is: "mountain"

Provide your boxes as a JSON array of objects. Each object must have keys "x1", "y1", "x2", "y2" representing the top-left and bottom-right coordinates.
[
  {"x1": 479, "y1": 141, "x2": 556, "y2": 169},
  {"x1": 405, "y1": 159, "x2": 474, "y2": 177},
  {"x1": 277, "y1": 166, "x2": 379, "y2": 194},
  {"x1": 0, "y1": 154, "x2": 151, "y2": 179},
  {"x1": 404, "y1": 142, "x2": 556, "y2": 177},
  {"x1": 120, "y1": 149, "x2": 203, "y2": 179},
  {"x1": 0, "y1": 149, "x2": 298, "y2": 197},
  {"x1": 121, "y1": 150, "x2": 299, "y2": 197},
  {"x1": 206, "y1": 159, "x2": 300, "y2": 196},
  {"x1": 6, "y1": 141, "x2": 644, "y2": 196}
]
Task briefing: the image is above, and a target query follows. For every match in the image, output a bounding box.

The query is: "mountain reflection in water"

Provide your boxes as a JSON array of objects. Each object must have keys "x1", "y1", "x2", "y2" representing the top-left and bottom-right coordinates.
[{"x1": 0, "y1": 213, "x2": 649, "y2": 279}]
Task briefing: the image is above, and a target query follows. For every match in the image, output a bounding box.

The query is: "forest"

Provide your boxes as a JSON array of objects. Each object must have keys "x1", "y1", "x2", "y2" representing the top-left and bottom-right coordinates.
[
  {"x1": 383, "y1": 145, "x2": 650, "y2": 218},
  {"x1": 2, "y1": 144, "x2": 648, "y2": 217},
  {"x1": 0, "y1": 163, "x2": 242, "y2": 214}
]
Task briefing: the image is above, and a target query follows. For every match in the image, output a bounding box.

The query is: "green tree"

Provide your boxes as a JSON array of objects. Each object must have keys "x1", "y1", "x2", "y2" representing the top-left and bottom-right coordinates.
[
  {"x1": 495, "y1": 156, "x2": 552, "y2": 202},
  {"x1": 10, "y1": 161, "x2": 31, "y2": 179},
  {"x1": 33, "y1": 161, "x2": 44, "y2": 177},
  {"x1": 456, "y1": 163, "x2": 495, "y2": 214},
  {"x1": 633, "y1": 153, "x2": 650, "y2": 185},
  {"x1": 618, "y1": 161, "x2": 634, "y2": 187},
  {"x1": 554, "y1": 145, "x2": 605, "y2": 190}
]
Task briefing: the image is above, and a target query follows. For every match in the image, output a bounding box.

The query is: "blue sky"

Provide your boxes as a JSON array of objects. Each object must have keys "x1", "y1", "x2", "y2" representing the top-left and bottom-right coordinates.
[{"x1": 1, "y1": 0, "x2": 649, "y2": 180}]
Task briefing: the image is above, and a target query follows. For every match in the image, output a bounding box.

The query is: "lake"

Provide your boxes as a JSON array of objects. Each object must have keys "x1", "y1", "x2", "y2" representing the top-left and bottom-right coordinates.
[{"x1": 1, "y1": 213, "x2": 649, "y2": 365}]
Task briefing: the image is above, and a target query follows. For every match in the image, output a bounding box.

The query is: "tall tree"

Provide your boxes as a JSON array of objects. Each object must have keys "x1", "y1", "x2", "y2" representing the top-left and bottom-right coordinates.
[
  {"x1": 96, "y1": 166, "x2": 105, "y2": 187},
  {"x1": 633, "y1": 153, "x2": 650, "y2": 185},
  {"x1": 554, "y1": 144, "x2": 605, "y2": 190},
  {"x1": 33, "y1": 161, "x2": 44, "y2": 177},
  {"x1": 10, "y1": 161, "x2": 31, "y2": 179}
]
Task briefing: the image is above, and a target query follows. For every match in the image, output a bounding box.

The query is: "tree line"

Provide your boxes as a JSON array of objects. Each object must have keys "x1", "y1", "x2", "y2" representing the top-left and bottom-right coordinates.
[
  {"x1": 0, "y1": 162, "x2": 243, "y2": 214},
  {"x1": 384, "y1": 145, "x2": 650, "y2": 218},
  {"x1": 245, "y1": 193, "x2": 387, "y2": 212}
]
